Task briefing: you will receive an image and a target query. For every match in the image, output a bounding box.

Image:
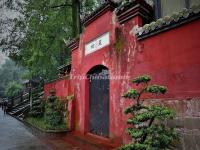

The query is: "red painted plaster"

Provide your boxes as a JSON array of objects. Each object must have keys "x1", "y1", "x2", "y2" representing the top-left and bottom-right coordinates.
[
  {"x1": 44, "y1": 78, "x2": 71, "y2": 100},
  {"x1": 44, "y1": 8, "x2": 200, "y2": 145}
]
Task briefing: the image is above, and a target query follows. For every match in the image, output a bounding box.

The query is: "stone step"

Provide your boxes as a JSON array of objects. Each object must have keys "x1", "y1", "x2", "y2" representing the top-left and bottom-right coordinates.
[
  {"x1": 61, "y1": 132, "x2": 119, "y2": 150},
  {"x1": 12, "y1": 103, "x2": 29, "y2": 112},
  {"x1": 10, "y1": 98, "x2": 42, "y2": 114},
  {"x1": 12, "y1": 99, "x2": 29, "y2": 109},
  {"x1": 18, "y1": 113, "x2": 24, "y2": 119},
  {"x1": 10, "y1": 104, "x2": 30, "y2": 116}
]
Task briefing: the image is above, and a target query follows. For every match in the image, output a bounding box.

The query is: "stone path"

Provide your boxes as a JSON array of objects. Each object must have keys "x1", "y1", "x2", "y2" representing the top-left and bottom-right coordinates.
[
  {"x1": 0, "y1": 110, "x2": 114, "y2": 150},
  {"x1": 0, "y1": 110, "x2": 77, "y2": 150}
]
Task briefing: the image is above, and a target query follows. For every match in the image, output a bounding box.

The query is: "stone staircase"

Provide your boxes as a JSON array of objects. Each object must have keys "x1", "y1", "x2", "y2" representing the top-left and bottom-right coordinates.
[
  {"x1": 9, "y1": 102, "x2": 30, "y2": 118},
  {"x1": 8, "y1": 86, "x2": 44, "y2": 120}
]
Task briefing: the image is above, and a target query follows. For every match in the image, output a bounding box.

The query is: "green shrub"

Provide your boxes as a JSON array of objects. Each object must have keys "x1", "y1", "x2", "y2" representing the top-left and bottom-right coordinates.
[
  {"x1": 119, "y1": 75, "x2": 179, "y2": 150},
  {"x1": 5, "y1": 81, "x2": 23, "y2": 98},
  {"x1": 45, "y1": 110, "x2": 62, "y2": 127},
  {"x1": 44, "y1": 95, "x2": 64, "y2": 128}
]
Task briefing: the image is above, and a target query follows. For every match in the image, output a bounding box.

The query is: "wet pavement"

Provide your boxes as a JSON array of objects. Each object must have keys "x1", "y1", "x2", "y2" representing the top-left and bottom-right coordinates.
[
  {"x1": 0, "y1": 110, "x2": 114, "y2": 150},
  {"x1": 0, "y1": 110, "x2": 78, "y2": 150}
]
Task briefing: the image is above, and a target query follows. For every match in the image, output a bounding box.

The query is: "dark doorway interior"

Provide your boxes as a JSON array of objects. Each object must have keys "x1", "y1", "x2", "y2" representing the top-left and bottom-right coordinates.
[{"x1": 88, "y1": 66, "x2": 109, "y2": 137}]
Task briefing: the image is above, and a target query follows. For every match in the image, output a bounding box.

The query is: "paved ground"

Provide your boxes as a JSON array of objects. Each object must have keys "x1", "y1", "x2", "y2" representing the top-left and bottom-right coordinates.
[
  {"x1": 0, "y1": 110, "x2": 114, "y2": 150},
  {"x1": 0, "y1": 110, "x2": 78, "y2": 150}
]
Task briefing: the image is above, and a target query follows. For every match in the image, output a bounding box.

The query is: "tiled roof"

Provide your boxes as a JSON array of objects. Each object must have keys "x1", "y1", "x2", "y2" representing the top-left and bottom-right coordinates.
[
  {"x1": 66, "y1": 37, "x2": 79, "y2": 51},
  {"x1": 57, "y1": 58, "x2": 71, "y2": 71},
  {"x1": 134, "y1": 4, "x2": 200, "y2": 40}
]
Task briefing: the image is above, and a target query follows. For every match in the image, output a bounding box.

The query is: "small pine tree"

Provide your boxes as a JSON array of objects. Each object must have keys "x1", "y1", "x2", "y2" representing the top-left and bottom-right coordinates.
[
  {"x1": 119, "y1": 75, "x2": 179, "y2": 150},
  {"x1": 44, "y1": 89, "x2": 64, "y2": 128}
]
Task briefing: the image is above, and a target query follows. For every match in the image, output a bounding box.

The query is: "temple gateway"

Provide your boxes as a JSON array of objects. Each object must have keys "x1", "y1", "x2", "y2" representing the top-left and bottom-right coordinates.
[{"x1": 43, "y1": 0, "x2": 200, "y2": 149}]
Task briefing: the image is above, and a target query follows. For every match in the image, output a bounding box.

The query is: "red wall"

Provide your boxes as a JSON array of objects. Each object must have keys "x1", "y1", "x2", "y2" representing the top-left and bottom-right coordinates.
[
  {"x1": 135, "y1": 20, "x2": 200, "y2": 98},
  {"x1": 44, "y1": 9, "x2": 200, "y2": 144},
  {"x1": 44, "y1": 78, "x2": 71, "y2": 100}
]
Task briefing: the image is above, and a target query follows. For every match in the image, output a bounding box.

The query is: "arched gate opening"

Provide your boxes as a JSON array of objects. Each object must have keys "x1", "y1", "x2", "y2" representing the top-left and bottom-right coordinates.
[{"x1": 87, "y1": 65, "x2": 109, "y2": 137}]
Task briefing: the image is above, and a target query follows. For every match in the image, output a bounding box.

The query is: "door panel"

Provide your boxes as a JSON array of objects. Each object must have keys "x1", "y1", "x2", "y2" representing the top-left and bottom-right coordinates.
[{"x1": 89, "y1": 68, "x2": 109, "y2": 137}]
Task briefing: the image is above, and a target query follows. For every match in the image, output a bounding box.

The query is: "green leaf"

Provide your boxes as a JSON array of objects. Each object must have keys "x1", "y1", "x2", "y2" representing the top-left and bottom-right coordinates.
[
  {"x1": 146, "y1": 85, "x2": 167, "y2": 94},
  {"x1": 5, "y1": 81, "x2": 23, "y2": 97},
  {"x1": 121, "y1": 74, "x2": 179, "y2": 150},
  {"x1": 124, "y1": 105, "x2": 147, "y2": 114},
  {"x1": 148, "y1": 106, "x2": 176, "y2": 120},
  {"x1": 126, "y1": 127, "x2": 147, "y2": 139},
  {"x1": 118, "y1": 143, "x2": 151, "y2": 150},
  {"x1": 122, "y1": 89, "x2": 139, "y2": 99},
  {"x1": 132, "y1": 75, "x2": 151, "y2": 85},
  {"x1": 127, "y1": 111, "x2": 154, "y2": 125}
]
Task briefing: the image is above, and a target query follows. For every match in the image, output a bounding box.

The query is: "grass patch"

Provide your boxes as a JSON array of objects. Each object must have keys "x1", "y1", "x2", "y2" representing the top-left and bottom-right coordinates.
[{"x1": 25, "y1": 117, "x2": 68, "y2": 130}]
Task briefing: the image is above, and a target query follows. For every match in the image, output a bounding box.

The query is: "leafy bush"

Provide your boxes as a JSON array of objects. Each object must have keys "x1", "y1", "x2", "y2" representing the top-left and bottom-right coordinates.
[
  {"x1": 5, "y1": 81, "x2": 23, "y2": 98},
  {"x1": 27, "y1": 92, "x2": 67, "y2": 130},
  {"x1": 45, "y1": 109, "x2": 62, "y2": 127},
  {"x1": 119, "y1": 75, "x2": 179, "y2": 150},
  {"x1": 44, "y1": 95, "x2": 64, "y2": 128}
]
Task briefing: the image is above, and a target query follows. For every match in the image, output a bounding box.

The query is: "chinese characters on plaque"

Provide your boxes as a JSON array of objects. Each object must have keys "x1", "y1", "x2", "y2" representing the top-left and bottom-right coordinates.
[{"x1": 85, "y1": 32, "x2": 110, "y2": 55}]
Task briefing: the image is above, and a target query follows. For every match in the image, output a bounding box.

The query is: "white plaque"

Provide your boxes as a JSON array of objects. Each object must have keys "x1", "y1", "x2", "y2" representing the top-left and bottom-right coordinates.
[{"x1": 85, "y1": 32, "x2": 110, "y2": 55}]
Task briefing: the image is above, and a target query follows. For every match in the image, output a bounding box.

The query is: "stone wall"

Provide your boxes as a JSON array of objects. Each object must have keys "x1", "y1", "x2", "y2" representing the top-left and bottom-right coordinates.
[{"x1": 144, "y1": 98, "x2": 200, "y2": 150}]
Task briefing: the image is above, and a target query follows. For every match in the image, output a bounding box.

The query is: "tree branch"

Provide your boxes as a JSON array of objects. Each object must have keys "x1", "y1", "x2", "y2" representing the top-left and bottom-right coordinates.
[
  {"x1": 136, "y1": 83, "x2": 148, "y2": 106},
  {"x1": 139, "y1": 117, "x2": 155, "y2": 143}
]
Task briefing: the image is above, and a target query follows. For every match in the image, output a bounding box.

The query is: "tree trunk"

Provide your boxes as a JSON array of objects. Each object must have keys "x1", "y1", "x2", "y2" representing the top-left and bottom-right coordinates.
[{"x1": 72, "y1": 0, "x2": 81, "y2": 38}]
